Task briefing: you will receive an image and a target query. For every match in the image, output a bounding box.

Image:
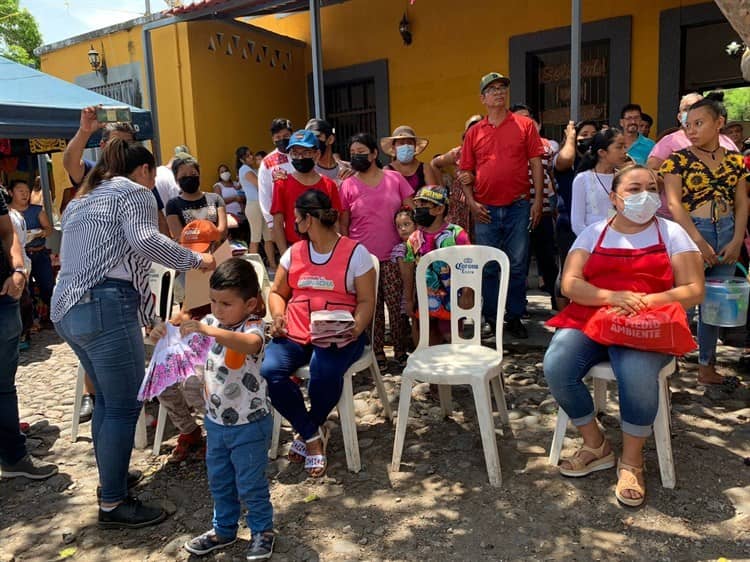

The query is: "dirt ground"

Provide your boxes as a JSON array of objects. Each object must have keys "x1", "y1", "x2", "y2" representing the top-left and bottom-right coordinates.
[{"x1": 1, "y1": 317, "x2": 749, "y2": 562}]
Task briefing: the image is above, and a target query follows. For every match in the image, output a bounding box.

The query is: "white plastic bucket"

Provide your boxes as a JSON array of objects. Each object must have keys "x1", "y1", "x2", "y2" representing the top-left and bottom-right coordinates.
[{"x1": 700, "y1": 277, "x2": 750, "y2": 327}]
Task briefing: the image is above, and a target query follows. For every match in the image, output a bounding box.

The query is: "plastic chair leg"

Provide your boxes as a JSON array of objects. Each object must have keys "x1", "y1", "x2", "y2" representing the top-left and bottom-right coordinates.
[
  {"x1": 471, "y1": 380, "x2": 502, "y2": 487},
  {"x1": 370, "y1": 359, "x2": 393, "y2": 420},
  {"x1": 548, "y1": 409, "x2": 570, "y2": 466},
  {"x1": 391, "y1": 373, "x2": 413, "y2": 472},
  {"x1": 490, "y1": 375, "x2": 509, "y2": 426},
  {"x1": 438, "y1": 385, "x2": 452, "y2": 418},
  {"x1": 152, "y1": 404, "x2": 168, "y2": 456},
  {"x1": 593, "y1": 378, "x2": 607, "y2": 415},
  {"x1": 134, "y1": 408, "x2": 148, "y2": 449},
  {"x1": 337, "y1": 373, "x2": 360, "y2": 473},
  {"x1": 653, "y1": 375, "x2": 676, "y2": 489},
  {"x1": 71, "y1": 363, "x2": 85, "y2": 443},
  {"x1": 269, "y1": 408, "x2": 282, "y2": 459}
]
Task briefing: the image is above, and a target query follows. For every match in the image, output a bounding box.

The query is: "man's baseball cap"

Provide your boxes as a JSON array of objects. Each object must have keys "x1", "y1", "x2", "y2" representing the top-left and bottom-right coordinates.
[
  {"x1": 480, "y1": 72, "x2": 510, "y2": 93},
  {"x1": 414, "y1": 185, "x2": 449, "y2": 206},
  {"x1": 180, "y1": 219, "x2": 221, "y2": 252},
  {"x1": 287, "y1": 129, "x2": 319, "y2": 150},
  {"x1": 305, "y1": 118, "x2": 335, "y2": 137}
]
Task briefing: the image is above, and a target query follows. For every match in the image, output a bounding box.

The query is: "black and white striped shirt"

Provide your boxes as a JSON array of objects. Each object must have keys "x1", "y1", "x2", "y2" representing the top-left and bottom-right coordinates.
[{"x1": 51, "y1": 176, "x2": 202, "y2": 326}]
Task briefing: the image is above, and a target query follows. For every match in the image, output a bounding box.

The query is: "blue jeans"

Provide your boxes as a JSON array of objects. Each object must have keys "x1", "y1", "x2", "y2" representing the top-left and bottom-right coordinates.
[
  {"x1": 54, "y1": 279, "x2": 144, "y2": 503},
  {"x1": 0, "y1": 295, "x2": 26, "y2": 466},
  {"x1": 473, "y1": 199, "x2": 530, "y2": 322},
  {"x1": 205, "y1": 415, "x2": 273, "y2": 538},
  {"x1": 543, "y1": 328, "x2": 671, "y2": 437},
  {"x1": 260, "y1": 334, "x2": 367, "y2": 440},
  {"x1": 694, "y1": 216, "x2": 736, "y2": 366}
]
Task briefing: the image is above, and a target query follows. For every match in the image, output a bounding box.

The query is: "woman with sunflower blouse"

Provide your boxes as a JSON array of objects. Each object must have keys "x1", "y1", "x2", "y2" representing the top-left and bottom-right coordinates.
[{"x1": 661, "y1": 95, "x2": 748, "y2": 388}]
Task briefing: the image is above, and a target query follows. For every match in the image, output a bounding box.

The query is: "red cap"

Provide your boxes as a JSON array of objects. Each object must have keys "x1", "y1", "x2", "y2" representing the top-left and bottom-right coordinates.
[{"x1": 180, "y1": 220, "x2": 220, "y2": 252}]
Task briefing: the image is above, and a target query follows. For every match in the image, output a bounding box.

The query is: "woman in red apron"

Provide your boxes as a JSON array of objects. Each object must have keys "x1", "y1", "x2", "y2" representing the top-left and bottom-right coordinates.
[{"x1": 544, "y1": 165, "x2": 703, "y2": 507}]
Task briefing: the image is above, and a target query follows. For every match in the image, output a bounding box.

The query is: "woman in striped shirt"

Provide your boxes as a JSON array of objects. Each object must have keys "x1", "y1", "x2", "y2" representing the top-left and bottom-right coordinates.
[{"x1": 52, "y1": 139, "x2": 215, "y2": 529}]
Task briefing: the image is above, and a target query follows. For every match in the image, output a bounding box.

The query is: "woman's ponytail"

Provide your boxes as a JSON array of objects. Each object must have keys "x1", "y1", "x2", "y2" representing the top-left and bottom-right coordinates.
[
  {"x1": 78, "y1": 138, "x2": 155, "y2": 196},
  {"x1": 575, "y1": 127, "x2": 622, "y2": 173}
]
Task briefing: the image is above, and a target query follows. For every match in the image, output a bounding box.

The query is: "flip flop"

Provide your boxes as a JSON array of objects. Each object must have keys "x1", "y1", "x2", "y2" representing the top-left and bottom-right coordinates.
[
  {"x1": 288, "y1": 439, "x2": 307, "y2": 464},
  {"x1": 304, "y1": 427, "x2": 329, "y2": 478}
]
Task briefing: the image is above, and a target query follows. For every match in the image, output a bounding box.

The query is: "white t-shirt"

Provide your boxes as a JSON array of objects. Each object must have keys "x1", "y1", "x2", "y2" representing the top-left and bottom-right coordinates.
[
  {"x1": 238, "y1": 164, "x2": 259, "y2": 202},
  {"x1": 571, "y1": 217, "x2": 699, "y2": 258},
  {"x1": 202, "y1": 314, "x2": 270, "y2": 426},
  {"x1": 9, "y1": 208, "x2": 30, "y2": 271},
  {"x1": 258, "y1": 150, "x2": 295, "y2": 227},
  {"x1": 279, "y1": 240, "x2": 374, "y2": 293},
  {"x1": 155, "y1": 166, "x2": 180, "y2": 214},
  {"x1": 571, "y1": 170, "x2": 615, "y2": 235},
  {"x1": 213, "y1": 181, "x2": 243, "y2": 216}
]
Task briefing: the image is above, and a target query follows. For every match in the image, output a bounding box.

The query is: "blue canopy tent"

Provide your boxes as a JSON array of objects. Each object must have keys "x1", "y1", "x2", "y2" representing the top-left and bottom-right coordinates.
[{"x1": 0, "y1": 56, "x2": 153, "y2": 145}]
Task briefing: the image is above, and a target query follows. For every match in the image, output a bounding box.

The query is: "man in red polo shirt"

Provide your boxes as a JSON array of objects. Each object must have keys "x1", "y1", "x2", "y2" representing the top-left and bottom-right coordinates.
[{"x1": 459, "y1": 72, "x2": 544, "y2": 339}]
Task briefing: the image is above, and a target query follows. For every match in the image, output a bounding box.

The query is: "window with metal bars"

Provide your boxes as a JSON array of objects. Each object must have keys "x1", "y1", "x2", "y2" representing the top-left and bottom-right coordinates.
[
  {"x1": 89, "y1": 79, "x2": 142, "y2": 108},
  {"x1": 324, "y1": 78, "x2": 377, "y2": 157}
]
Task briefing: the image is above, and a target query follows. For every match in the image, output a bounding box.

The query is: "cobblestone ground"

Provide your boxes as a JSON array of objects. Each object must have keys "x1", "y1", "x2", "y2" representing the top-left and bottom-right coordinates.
[{"x1": 1, "y1": 307, "x2": 749, "y2": 562}]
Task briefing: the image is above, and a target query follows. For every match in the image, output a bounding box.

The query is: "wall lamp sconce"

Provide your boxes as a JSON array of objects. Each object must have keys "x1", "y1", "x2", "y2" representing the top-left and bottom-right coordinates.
[
  {"x1": 399, "y1": 13, "x2": 412, "y2": 46},
  {"x1": 88, "y1": 43, "x2": 107, "y2": 78}
]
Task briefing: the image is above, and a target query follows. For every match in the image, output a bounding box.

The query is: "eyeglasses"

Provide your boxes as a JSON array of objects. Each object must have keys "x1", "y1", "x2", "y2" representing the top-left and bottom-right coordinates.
[
  {"x1": 290, "y1": 149, "x2": 317, "y2": 159},
  {"x1": 483, "y1": 85, "x2": 508, "y2": 94}
]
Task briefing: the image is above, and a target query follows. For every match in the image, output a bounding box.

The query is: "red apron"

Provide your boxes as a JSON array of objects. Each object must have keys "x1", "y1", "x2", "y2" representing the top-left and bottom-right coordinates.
[{"x1": 548, "y1": 219, "x2": 674, "y2": 330}]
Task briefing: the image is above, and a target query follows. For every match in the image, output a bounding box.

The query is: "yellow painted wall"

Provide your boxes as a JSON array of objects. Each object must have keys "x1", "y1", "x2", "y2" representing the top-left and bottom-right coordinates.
[
  {"x1": 252, "y1": 0, "x2": 711, "y2": 156},
  {"x1": 182, "y1": 20, "x2": 308, "y2": 182}
]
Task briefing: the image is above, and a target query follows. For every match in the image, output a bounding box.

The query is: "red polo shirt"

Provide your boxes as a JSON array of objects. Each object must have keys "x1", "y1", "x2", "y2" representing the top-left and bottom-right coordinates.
[
  {"x1": 460, "y1": 112, "x2": 545, "y2": 206},
  {"x1": 270, "y1": 174, "x2": 342, "y2": 243}
]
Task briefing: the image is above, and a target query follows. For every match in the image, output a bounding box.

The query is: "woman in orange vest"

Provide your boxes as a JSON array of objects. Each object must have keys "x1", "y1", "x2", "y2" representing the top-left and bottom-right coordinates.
[{"x1": 260, "y1": 189, "x2": 376, "y2": 477}]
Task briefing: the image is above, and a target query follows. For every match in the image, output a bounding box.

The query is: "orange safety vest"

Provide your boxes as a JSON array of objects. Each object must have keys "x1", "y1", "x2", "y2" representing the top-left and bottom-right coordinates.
[{"x1": 286, "y1": 236, "x2": 359, "y2": 344}]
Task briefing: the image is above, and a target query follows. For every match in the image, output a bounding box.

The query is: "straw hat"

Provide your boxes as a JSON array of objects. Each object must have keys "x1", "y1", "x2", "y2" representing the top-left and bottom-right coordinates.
[
  {"x1": 379, "y1": 125, "x2": 429, "y2": 157},
  {"x1": 724, "y1": 120, "x2": 750, "y2": 143}
]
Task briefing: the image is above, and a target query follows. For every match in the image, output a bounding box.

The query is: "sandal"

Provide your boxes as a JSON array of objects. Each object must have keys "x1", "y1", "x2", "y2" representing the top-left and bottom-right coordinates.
[
  {"x1": 304, "y1": 427, "x2": 329, "y2": 478},
  {"x1": 615, "y1": 461, "x2": 646, "y2": 507},
  {"x1": 288, "y1": 438, "x2": 307, "y2": 464},
  {"x1": 558, "y1": 437, "x2": 615, "y2": 478}
]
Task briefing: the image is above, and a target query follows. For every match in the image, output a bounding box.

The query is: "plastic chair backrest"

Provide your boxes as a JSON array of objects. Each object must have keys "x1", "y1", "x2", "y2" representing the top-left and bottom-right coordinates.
[
  {"x1": 367, "y1": 253, "x2": 380, "y2": 338},
  {"x1": 414, "y1": 244, "x2": 509, "y2": 350},
  {"x1": 149, "y1": 263, "x2": 176, "y2": 322}
]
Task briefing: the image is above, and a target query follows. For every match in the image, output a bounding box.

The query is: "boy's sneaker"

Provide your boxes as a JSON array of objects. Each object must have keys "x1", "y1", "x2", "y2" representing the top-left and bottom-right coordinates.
[
  {"x1": 247, "y1": 531, "x2": 275, "y2": 560},
  {"x1": 0, "y1": 454, "x2": 58, "y2": 480},
  {"x1": 98, "y1": 497, "x2": 166, "y2": 529},
  {"x1": 184, "y1": 529, "x2": 237, "y2": 556}
]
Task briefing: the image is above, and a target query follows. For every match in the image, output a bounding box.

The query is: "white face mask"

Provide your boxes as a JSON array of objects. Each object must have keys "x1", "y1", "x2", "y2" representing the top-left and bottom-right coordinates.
[
  {"x1": 617, "y1": 191, "x2": 661, "y2": 224},
  {"x1": 220, "y1": 171, "x2": 232, "y2": 182}
]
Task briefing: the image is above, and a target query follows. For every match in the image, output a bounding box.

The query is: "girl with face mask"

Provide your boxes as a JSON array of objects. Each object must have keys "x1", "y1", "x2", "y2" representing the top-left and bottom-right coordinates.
[
  {"x1": 546, "y1": 164, "x2": 704, "y2": 508},
  {"x1": 381, "y1": 126, "x2": 440, "y2": 193},
  {"x1": 212, "y1": 164, "x2": 248, "y2": 244},
  {"x1": 340, "y1": 133, "x2": 416, "y2": 370},
  {"x1": 661, "y1": 94, "x2": 749, "y2": 388},
  {"x1": 165, "y1": 157, "x2": 228, "y2": 242}
]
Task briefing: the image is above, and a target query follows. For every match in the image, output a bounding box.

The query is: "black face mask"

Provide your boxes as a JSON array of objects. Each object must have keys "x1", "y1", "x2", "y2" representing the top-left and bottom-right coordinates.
[
  {"x1": 294, "y1": 219, "x2": 309, "y2": 240},
  {"x1": 291, "y1": 157, "x2": 316, "y2": 174},
  {"x1": 179, "y1": 175, "x2": 201, "y2": 194},
  {"x1": 274, "y1": 138, "x2": 290, "y2": 154},
  {"x1": 350, "y1": 154, "x2": 372, "y2": 172},
  {"x1": 414, "y1": 206, "x2": 436, "y2": 227},
  {"x1": 577, "y1": 138, "x2": 593, "y2": 154}
]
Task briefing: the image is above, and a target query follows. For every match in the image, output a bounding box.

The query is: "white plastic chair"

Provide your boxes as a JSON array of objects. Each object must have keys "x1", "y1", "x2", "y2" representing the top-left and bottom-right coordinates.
[
  {"x1": 548, "y1": 359, "x2": 676, "y2": 489},
  {"x1": 391, "y1": 246, "x2": 511, "y2": 487},
  {"x1": 70, "y1": 265, "x2": 176, "y2": 450},
  {"x1": 268, "y1": 255, "x2": 393, "y2": 473}
]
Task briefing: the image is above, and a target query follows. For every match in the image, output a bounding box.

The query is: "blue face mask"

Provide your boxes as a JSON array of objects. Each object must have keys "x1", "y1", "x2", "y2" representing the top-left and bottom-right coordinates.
[{"x1": 395, "y1": 144, "x2": 416, "y2": 164}]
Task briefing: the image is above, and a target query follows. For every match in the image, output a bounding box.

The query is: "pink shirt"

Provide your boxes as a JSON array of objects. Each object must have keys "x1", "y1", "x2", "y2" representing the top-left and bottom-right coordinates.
[
  {"x1": 649, "y1": 129, "x2": 738, "y2": 161},
  {"x1": 340, "y1": 170, "x2": 413, "y2": 261}
]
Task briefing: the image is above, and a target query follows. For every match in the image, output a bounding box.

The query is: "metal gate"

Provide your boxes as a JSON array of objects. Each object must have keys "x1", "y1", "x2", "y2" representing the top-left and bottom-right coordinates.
[
  {"x1": 90, "y1": 79, "x2": 142, "y2": 108},
  {"x1": 325, "y1": 78, "x2": 377, "y2": 157}
]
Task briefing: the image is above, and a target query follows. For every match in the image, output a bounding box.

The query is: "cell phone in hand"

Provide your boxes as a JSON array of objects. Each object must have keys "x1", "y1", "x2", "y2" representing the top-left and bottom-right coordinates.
[{"x1": 96, "y1": 106, "x2": 132, "y2": 123}]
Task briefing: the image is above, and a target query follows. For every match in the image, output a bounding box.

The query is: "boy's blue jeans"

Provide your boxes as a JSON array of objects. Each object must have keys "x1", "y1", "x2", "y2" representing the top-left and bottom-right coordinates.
[
  {"x1": 543, "y1": 328, "x2": 671, "y2": 437},
  {"x1": 260, "y1": 334, "x2": 367, "y2": 441},
  {"x1": 54, "y1": 279, "x2": 144, "y2": 503},
  {"x1": 205, "y1": 415, "x2": 273, "y2": 538}
]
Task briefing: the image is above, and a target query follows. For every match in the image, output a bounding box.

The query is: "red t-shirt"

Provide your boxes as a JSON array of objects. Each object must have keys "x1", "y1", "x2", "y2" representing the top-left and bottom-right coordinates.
[
  {"x1": 270, "y1": 174, "x2": 342, "y2": 243},
  {"x1": 460, "y1": 113, "x2": 545, "y2": 206}
]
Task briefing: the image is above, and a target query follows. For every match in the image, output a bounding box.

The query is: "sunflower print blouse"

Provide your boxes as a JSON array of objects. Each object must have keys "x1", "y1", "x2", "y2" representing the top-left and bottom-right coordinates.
[{"x1": 660, "y1": 149, "x2": 748, "y2": 213}]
